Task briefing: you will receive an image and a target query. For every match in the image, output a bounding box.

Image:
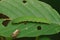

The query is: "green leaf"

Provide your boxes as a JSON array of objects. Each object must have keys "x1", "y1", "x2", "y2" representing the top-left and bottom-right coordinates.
[{"x1": 0, "y1": 0, "x2": 60, "y2": 38}]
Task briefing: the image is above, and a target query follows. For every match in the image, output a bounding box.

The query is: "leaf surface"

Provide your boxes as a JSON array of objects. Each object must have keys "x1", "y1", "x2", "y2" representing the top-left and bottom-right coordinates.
[{"x1": 0, "y1": 0, "x2": 60, "y2": 38}]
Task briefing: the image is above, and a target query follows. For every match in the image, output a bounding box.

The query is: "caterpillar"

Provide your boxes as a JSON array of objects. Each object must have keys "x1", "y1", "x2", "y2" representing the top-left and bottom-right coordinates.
[
  {"x1": 12, "y1": 16, "x2": 60, "y2": 25},
  {"x1": 12, "y1": 16, "x2": 50, "y2": 24}
]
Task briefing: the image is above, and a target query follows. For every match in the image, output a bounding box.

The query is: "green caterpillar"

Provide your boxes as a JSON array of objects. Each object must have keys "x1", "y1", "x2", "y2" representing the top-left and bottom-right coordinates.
[{"x1": 12, "y1": 16, "x2": 59, "y2": 25}]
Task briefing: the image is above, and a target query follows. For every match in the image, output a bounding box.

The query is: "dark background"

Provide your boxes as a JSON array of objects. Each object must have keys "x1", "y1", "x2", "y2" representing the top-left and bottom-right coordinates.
[{"x1": 40, "y1": 0, "x2": 60, "y2": 14}]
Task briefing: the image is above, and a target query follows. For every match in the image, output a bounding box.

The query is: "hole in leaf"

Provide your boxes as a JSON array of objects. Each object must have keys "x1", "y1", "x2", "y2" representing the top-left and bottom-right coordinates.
[
  {"x1": 37, "y1": 26, "x2": 41, "y2": 30},
  {"x1": 23, "y1": 0, "x2": 27, "y2": 3},
  {"x1": 0, "y1": 13, "x2": 9, "y2": 19},
  {"x1": 2, "y1": 20, "x2": 11, "y2": 27}
]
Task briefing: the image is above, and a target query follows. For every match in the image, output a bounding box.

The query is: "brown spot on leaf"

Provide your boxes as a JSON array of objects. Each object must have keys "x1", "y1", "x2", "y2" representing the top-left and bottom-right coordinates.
[
  {"x1": 2, "y1": 20, "x2": 11, "y2": 27},
  {"x1": 0, "y1": 13, "x2": 9, "y2": 19}
]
